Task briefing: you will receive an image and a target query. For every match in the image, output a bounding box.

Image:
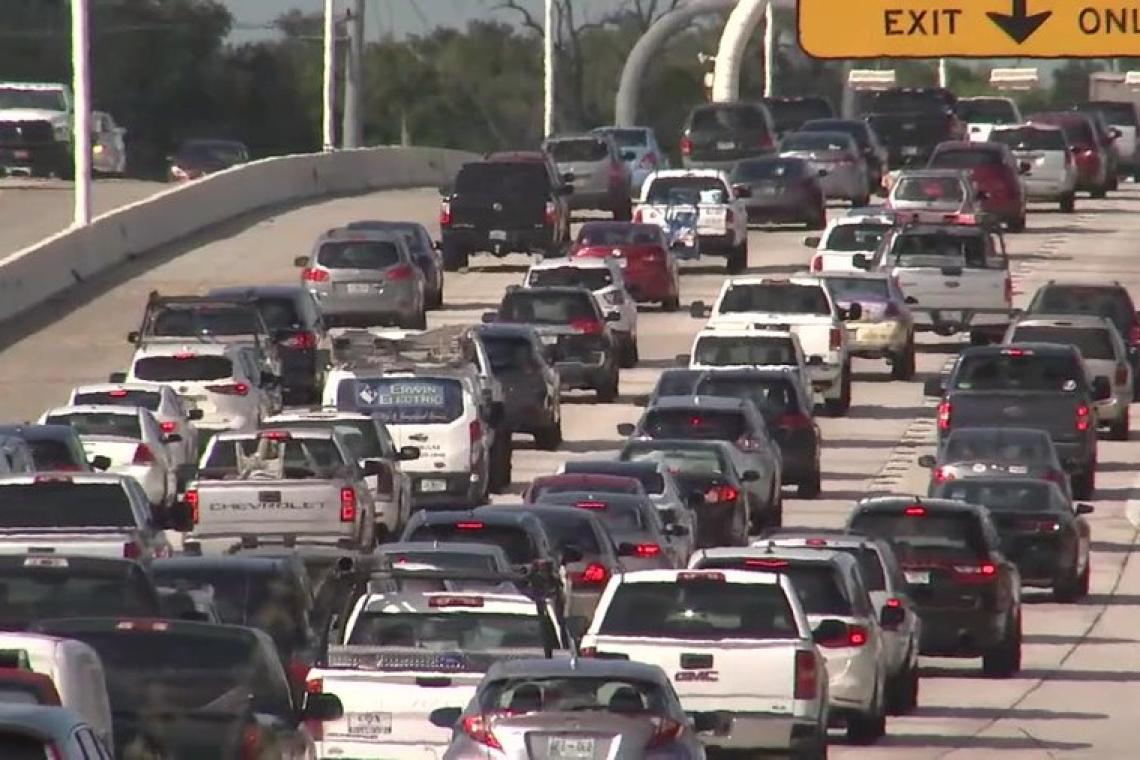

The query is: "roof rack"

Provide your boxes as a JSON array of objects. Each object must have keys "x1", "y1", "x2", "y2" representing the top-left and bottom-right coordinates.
[{"x1": 328, "y1": 325, "x2": 477, "y2": 372}]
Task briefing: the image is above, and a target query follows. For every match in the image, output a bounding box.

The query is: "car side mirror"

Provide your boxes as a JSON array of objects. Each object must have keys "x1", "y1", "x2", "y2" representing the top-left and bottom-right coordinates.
[
  {"x1": 361, "y1": 460, "x2": 385, "y2": 477},
  {"x1": 812, "y1": 618, "x2": 848, "y2": 645},
  {"x1": 293, "y1": 256, "x2": 309, "y2": 268},
  {"x1": 844, "y1": 302, "x2": 863, "y2": 321},
  {"x1": 675, "y1": 353, "x2": 691, "y2": 366},
  {"x1": 90, "y1": 455, "x2": 111, "y2": 471},
  {"x1": 561, "y1": 171, "x2": 575, "y2": 183},
  {"x1": 303, "y1": 692, "x2": 345, "y2": 723},
  {"x1": 879, "y1": 605, "x2": 906, "y2": 630},
  {"x1": 398, "y1": 446, "x2": 421, "y2": 461},
  {"x1": 604, "y1": 311, "x2": 621, "y2": 322},
  {"x1": 851, "y1": 253, "x2": 869, "y2": 270},
  {"x1": 162, "y1": 433, "x2": 182, "y2": 444},
  {"x1": 1018, "y1": 162, "x2": 1031, "y2": 175},
  {"x1": 665, "y1": 522, "x2": 689, "y2": 537},
  {"x1": 616, "y1": 423, "x2": 636, "y2": 437},
  {"x1": 1076, "y1": 503, "x2": 1095, "y2": 515},
  {"x1": 803, "y1": 236, "x2": 821, "y2": 248},
  {"x1": 126, "y1": 331, "x2": 140, "y2": 344},
  {"x1": 429, "y1": 706, "x2": 462, "y2": 729},
  {"x1": 923, "y1": 377, "x2": 945, "y2": 397},
  {"x1": 689, "y1": 301, "x2": 708, "y2": 318},
  {"x1": 904, "y1": 295, "x2": 918, "y2": 304},
  {"x1": 732, "y1": 183, "x2": 752, "y2": 199},
  {"x1": 108, "y1": 372, "x2": 127, "y2": 383},
  {"x1": 561, "y1": 545, "x2": 584, "y2": 564},
  {"x1": 807, "y1": 355, "x2": 825, "y2": 366},
  {"x1": 1092, "y1": 376, "x2": 1112, "y2": 400},
  {"x1": 165, "y1": 501, "x2": 195, "y2": 532},
  {"x1": 741, "y1": 470, "x2": 760, "y2": 482},
  {"x1": 917, "y1": 454, "x2": 936, "y2": 468},
  {"x1": 481, "y1": 311, "x2": 497, "y2": 324},
  {"x1": 187, "y1": 408, "x2": 204, "y2": 421}
]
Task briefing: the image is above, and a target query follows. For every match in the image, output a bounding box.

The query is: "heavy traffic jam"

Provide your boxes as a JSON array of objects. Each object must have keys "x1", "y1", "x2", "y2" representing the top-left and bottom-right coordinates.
[{"x1": 0, "y1": 80, "x2": 1137, "y2": 759}]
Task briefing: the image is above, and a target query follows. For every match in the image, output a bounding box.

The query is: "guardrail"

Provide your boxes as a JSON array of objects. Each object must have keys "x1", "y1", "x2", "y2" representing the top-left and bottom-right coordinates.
[{"x1": 0, "y1": 146, "x2": 478, "y2": 325}]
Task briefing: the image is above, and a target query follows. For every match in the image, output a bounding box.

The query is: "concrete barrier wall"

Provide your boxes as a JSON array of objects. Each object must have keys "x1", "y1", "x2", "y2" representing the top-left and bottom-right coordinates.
[{"x1": 0, "y1": 146, "x2": 478, "y2": 324}]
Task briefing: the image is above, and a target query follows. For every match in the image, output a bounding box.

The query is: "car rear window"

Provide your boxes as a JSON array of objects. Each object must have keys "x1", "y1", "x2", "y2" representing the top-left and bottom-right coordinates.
[
  {"x1": 839, "y1": 547, "x2": 887, "y2": 591},
  {"x1": 892, "y1": 175, "x2": 966, "y2": 203},
  {"x1": 499, "y1": 291, "x2": 597, "y2": 324},
  {"x1": 0, "y1": 565, "x2": 156, "y2": 627},
  {"x1": 148, "y1": 306, "x2": 261, "y2": 337},
  {"x1": 133, "y1": 355, "x2": 233, "y2": 382},
  {"x1": 822, "y1": 223, "x2": 892, "y2": 252},
  {"x1": 990, "y1": 127, "x2": 1066, "y2": 151},
  {"x1": 887, "y1": 232, "x2": 995, "y2": 269},
  {"x1": 930, "y1": 149, "x2": 1005, "y2": 168},
  {"x1": 695, "y1": 375, "x2": 798, "y2": 418},
  {"x1": 526, "y1": 510, "x2": 604, "y2": 554},
  {"x1": 44, "y1": 412, "x2": 141, "y2": 440},
  {"x1": 248, "y1": 296, "x2": 303, "y2": 330},
  {"x1": 955, "y1": 99, "x2": 1019, "y2": 124},
  {"x1": 317, "y1": 240, "x2": 401, "y2": 269},
  {"x1": 561, "y1": 463, "x2": 665, "y2": 495},
  {"x1": 456, "y1": 162, "x2": 551, "y2": 194},
  {"x1": 1009, "y1": 325, "x2": 1116, "y2": 361},
  {"x1": 0, "y1": 733, "x2": 51, "y2": 758},
  {"x1": 598, "y1": 580, "x2": 798, "y2": 639},
  {"x1": 199, "y1": 435, "x2": 345, "y2": 479},
  {"x1": 824, "y1": 276, "x2": 891, "y2": 300},
  {"x1": 26, "y1": 439, "x2": 83, "y2": 470},
  {"x1": 731, "y1": 159, "x2": 806, "y2": 181},
  {"x1": 943, "y1": 431, "x2": 1053, "y2": 463},
  {"x1": 149, "y1": 566, "x2": 303, "y2": 640},
  {"x1": 480, "y1": 675, "x2": 667, "y2": 714},
  {"x1": 938, "y1": 480, "x2": 1054, "y2": 511},
  {"x1": 1028, "y1": 286, "x2": 1133, "y2": 332},
  {"x1": 850, "y1": 509, "x2": 987, "y2": 562},
  {"x1": 349, "y1": 611, "x2": 545, "y2": 649},
  {"x1": 404, "y1": 523, "x2": 537, "y2": 566},
  {"x1": 693, "y1": 334, "x2": 796, "y2": 366},
  {"x1": 870, "y1": 90, "x2": 952, "y2": 113},
  {"x1": 0, "y1": 482, "x2": 134, "y2": 528},
  {"x1": 72, "y1": 389, "x2": 160, "y2": 410},
  {"x1": 576, "y1": 224, "x2": 662, "y2": 247},
  {"x1": 765, "y1": 98, "x2": 833, "y2": 130},
  {"x1": 951, "y1": 351, "x2": 1083, "y2": 392},
  {"x1": 532, "y1": 479, "x2": 641, "y2": 499},
  {"x1": 539, "y1": 496, "x2": 645, "y2": 532},
  {"x1": 622, "y1": 443, "x2": 728, "y2": 479},
  {"x1": 604, "y1": 129, "x2": 649, "y2": 147},
  {"x1": 780, "y1": 133, "x2": 853, "y2": 152},
  {"x1": 481, "y1": 334, "x2": 539, "y2": 374},
  {"x1": 528, "y1": 266, "x2": 614, "y2": 291},
  {"x1": 338, "y1": 377, "x2": 465, "y2": 425},
  {"x1": 719, "y1": 283, "x2": 831, "y2": 316},
  {"x1": 1032, "y1": 116, "x2": 1094, "y2": 146},
  {"x1": 267, "y1": 418, "x2": 388, "y2": 459},
  {"x1": 802, "y1": 120, "x2": 866, "y2": 146},
  {"x1": 1079, "y1": 101, "x2": 1138, "y2": 127},
  {"x1": 546, "y1": 138, "x2": 608, "y2": 163},
  {"x1": 690, "y1": 104, "x2": 769, "y2": 131},
  {"x1": 642, "y1": 409, "x2": 747, "y2": 441},
  {"x1": 389, "y1": 550, "x2": 499, "y2": 575},
  {"x1": 644, "y1": 176, "x2": 728, "y2": 205},
  {"x1": 696, "y1": 558, "x2": 852, "y2": 615}
]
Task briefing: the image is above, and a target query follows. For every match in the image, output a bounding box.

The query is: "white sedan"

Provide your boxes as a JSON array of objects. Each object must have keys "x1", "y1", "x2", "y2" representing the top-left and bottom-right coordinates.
[{"x1": 38, "y1": 405, "x2": 179, "y2": 507}]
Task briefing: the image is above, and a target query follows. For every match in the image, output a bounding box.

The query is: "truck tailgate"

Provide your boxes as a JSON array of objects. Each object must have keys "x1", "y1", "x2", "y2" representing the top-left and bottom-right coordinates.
[
  {"x1": 636, "y1": 203, "x2": 729, "y2": 236},
  {"x1": 895, "y1": 266, "x2": 1006, "y2": 312},
  {"x1": 191, "y1": 480, "x2": 345, "y2": 539},
  {"x1": 449, "y1": 191, "x2": 545, "y2": 232},
  {"x1": 585, "y1": 635, "x2": 798, "y2": 712},
  {"x1": 709, "y1": 314, "x2": 833, "y2": 357},
  {"x1": 0, "y1": 531, "x2": 135, "y2": 559},
  {"x1": 947, "y1": 391, "x2": 1084, "y2": 441}
]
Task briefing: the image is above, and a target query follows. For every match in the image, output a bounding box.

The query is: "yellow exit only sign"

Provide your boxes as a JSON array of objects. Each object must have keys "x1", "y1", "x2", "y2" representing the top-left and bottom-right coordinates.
[{"x1": 799, "y1": 0, "x2": 1140, "y2": 59}]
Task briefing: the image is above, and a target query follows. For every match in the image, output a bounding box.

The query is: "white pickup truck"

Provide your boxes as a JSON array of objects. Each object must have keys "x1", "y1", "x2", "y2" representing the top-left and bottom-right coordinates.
[
  {"x1": 633, "y1": 169, "x2": 750, "y2": 273},
  {"x1": 692, "y1": 275, "x2": 857, "y2": 416},
  {"x1": 308, "y1": 588, "x2": 566, "y2": 759},
  {"x1": 580, "y1": 568, "x2": 830, "y2": 758},
  {"x1": 957, "y1": 96, "x2": 1022, "y2": 143},
  {"x1": 184, "y1": 428, "x2": 379, "y2": 553}
]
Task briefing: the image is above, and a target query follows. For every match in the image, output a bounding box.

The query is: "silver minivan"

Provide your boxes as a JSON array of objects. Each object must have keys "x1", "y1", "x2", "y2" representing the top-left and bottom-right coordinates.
[{"x1": 295, "y1": 227, "x2": 426, "y2": 329}]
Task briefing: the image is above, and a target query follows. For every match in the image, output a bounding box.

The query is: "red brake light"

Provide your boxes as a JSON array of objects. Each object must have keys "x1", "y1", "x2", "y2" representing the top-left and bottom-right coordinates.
[
  {"x1": 303, "y1": 677, "x2": 325, "y2": 741},
  {"x1": 339, "y1": 487, "x2": 357, "y2": 522},
  {"x1": 633, "y1": 543, "x2": 662, "y2": 558},
  {"x1": 804, "y1": 538, "x2": 827, "y2": 547},
  {"x1": 132, "y1": 444, "x2": 156, "y2": 465},
  {"x1": 462, "y1": 714, "x2": 503, "y2": 749},
  {"x1": 1076, "y1": 404, "x2": 1090, "y2": 432},
  {"x1": 260, "y1": 430, "x2": 292, "y2": 441},
  {"x1": 122, "y1": 542, "x2": 141, "y2": 559},
  {"x1": 904, "y1": 506, "x2": 925, "y2": 516},
  {"x1": 933, "y1": 467, "x2": 953, "y2": 483},
  {"x1": 829, "y1": 327, "x2": 842, "y2": 350},
  {"x1": 240, "y1": 724, "x2": 262, "y2": 760},
  {"x1": 778, "y1": 413, "x2": 812, "y2": 430},
  {"x1": 954, "y1": 563, "x2": 998, "y2": 582},
  {"x1": 429, "y1": 596, "x2": 485, "y2": 608},
  {"x1": 794, "y1": 650, "x2": 817, "y2": 699},
  {"x1": 386, "y1": 264, "x2": 414, "y2": 281},
  {"x1": 1116, "y1": 364, "x2": 1129, "y2": 385},
  {"x1": 847, "y1": 625, "x2": 868, "y2": 646},
  {"x1": 743, "y1": 558, "x2": 788, "y2": 568},
  {"x1": 1000, "y1": 348, "x2": 1026, "y2": 357},
  {"x1": 680, "y1": 136, "x2": 692, "y2": 156},
  {"x1": 647, "y1": 717, "x2": 684, "y2": 748},
  {"x1": 456, "y1": 522, "x2": 484, "y2": 530},
  {"x1": 576, "y1": 563, "x2": 610, "y2": 585},
  {"x1": 575, "y1": 501, "x2": 607, "y2": 510},
  {"x1": 439, "y1": 200, "x2": 452, "y2": 227},
  {"x1": 108, "y1": 389, "x2": 129, "y2": 397},
  {"x1": 281, "y1": 331, "x2": 317, "y2": 350},
  {"x1": 570, "y1": 319, "x2": 604, "y2": 335},
  {"x1": 885, "y1": 597, "x2": 902, "y2": 608},
  {"x1": 302, "y1": 267, "x2": 329, "y2": 283},
  {"x1": 173, "y1": 352, "x2": 195, "y2": 360},
  {"x1": 34, "y1": 475, "x2": 73, "y2": 483},
  {"x1": 810, "y1": 256, "x2": 822, "y2": 272},
  {"x1": 705, "y1": 484, "x2": 739, "y2": 504},
  {"x1": 1128, "y1": 323, "x2": 1140, "y2": 346},
  {"x1": 544, "y1": 201, "x2": 557, "y2": 226},
  {"x1": 159, "y1": 421, "x2": 177, "y2": 433},
  {"x1": 185, "y1": 489, "x2": 199, "y2": 523},
  {"x1": 206, "y1": 382, "x2": 249, "y2": 396},
  {"x1": 469, "y1": 419, "x2": 482, "y2": 443},
  {"x1": 937, "y1": 400, "x2": 951, "y2": 430},
  {"x1": 638, "y1": 152, "x2": 658, "y2": 170}
]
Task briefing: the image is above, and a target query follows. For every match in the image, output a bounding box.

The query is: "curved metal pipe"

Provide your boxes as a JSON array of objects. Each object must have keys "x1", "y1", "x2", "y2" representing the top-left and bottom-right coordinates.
[
  {"x1": 711, "y1": 0, "x2": 768, "y2": 102},
  {"x1": 614, "y1": 0, "x2": 736, "y2": 127}
]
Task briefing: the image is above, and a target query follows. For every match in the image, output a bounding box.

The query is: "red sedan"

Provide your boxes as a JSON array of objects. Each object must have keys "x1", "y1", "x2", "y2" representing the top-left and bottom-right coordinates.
[{"x1": 570, "y1": 222, "x2": 681, "y2": 311}]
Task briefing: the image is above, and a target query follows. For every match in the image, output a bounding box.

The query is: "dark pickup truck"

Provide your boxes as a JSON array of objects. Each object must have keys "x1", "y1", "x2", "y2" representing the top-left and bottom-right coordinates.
[
  {"x1": 861, "y1": 88, "x2": 965, "y2": 169},
  {"x1": 925, "y1": 343, "x2": 1108, "y2": 498}
]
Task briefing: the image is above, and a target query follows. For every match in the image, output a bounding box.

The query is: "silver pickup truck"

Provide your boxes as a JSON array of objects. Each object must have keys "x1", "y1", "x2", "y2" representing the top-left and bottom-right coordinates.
[{"x1": 184, "y1": 428, "x2": 379, "y2": 553}]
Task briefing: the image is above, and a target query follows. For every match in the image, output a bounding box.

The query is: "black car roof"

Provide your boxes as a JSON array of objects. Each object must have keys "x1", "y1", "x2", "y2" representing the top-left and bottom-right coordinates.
[
  {"x1": 408, "y1": 508, "x2": 546, "y2": 530},
  {"x1": 0, "y1": 424, "x2": 79, "y2": 441},
  {"x1": 855, "y1": 495, "x2": 985, "y2": 515},
  {"x1": 564, "y1": 459, "x2": 659, "y2": 474},
  {"x1": 943, "y1": 426, "x2": 1052, "y2": 443}
]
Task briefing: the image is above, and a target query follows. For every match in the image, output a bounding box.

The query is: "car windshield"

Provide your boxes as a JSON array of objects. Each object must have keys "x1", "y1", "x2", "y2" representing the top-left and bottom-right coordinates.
[
  {"x1": 0, "y1": 86, "x2": 66, "y2": 111},
  {"x1": 780, "y1": 133, "x2": 852, "y2": 152},
  {"x1": 822, "y1": 223, "x2": 892, "y2": 252},
  {"x1": 731, "y1": 159, "x2": 805, "y2": 181},
  {"x1": 893, "y1": 176, "x2": 966, "y2": 203},
  {"x1": 44, "y1": 412, "x2": 141, "y2": 439},
  {"x1": 199, "y1": 436, "x2": 345, "y2": 479},
  {"x1": 939, "y1": 481, "x2": 1055, "y2": 511},
  {"x1": 719, "y1": 283, "x2": 831, "y2": 315},
  {"x1": 133, "y1": 355, "x2": 232, "y2": 382},
  {"x1": 943, "y1": 432, "x2": 1053, "y2": 463},
  {"x1": 1008, "y1": 325, "x2": 1116, "y2": 361},
  {"x1": 404, "y1": 524, "x2": 536, "y2": 565},
  {"x1": 547, "y1": 138, "x2": 608, "y2": 163},
  {"x1": 642, "y1": 409, "x2": 747, "y2": 441},
  {"x1": 528, "y1": 266, "x2": 614, "y2": 291},
  {"x1": 561, "y1": 463, "x2": 664, "y2": 495},
  {"x1": 693, "y1": 335, "x2": 795, "y2": 366},
  {"x1": 952, "y1": 352, "x2": 1083, "y2": 392},
  {"x1": 576, "y1": 224, "x2": 661, "y2": 247},
  {"x1": 499, "y1": 291, "x2": 597, "y2": 324},
  {"x1": 598, "y1": 580, "x2": 798, "y2": 639},
  {"x1": 825, "y1": 277, "x2": 890, "y2": 300},
  {"x1": 931, "y1": 149, "x2": 1005, "y2": 169},
  {"x1": 339, "y1": 378, "x2": 465, "y2": 425},
  {"x1": 850, "y1": 511, "x2": 985, "y2": 563},
  {"x1": 695, "y1": 559, "x2": 852, "y2": 616},
  {"x1": 0, "y1": 567, "x2": 156, "y2": 628},
  {"x1": 479, "y1": 675, "x2": 668, "y2": 715},
  {"x1": 692, "y1": 375, "x2": 797, "y2": 418},
  {"x1": 148, "y1": 306, "x2": 261, "y2": 338},
  {"x1": 990, "y1": 128, "x2": 1067, "y2": 151},
  {"x1": 317, "y1": 240, "x2": 402, "y2": 269},
  {"x1": 644, "y1": 177, "x2": 727, "y2": 205},
  {"x1": 73, "y1": 389, "x2": 160, "y2": 411},
  {"x1": 526, "y1": 510, "x2": 604, "y2": 554},
  {"x1": 888, "y1": 232, "x2": 994, "y2": 269},
  {"x1": 956, "y1": 100, "x2": 1019, "y2": 123},
  {"x1": 456, "y1": 163, "x2": 551, "y2": 194}
]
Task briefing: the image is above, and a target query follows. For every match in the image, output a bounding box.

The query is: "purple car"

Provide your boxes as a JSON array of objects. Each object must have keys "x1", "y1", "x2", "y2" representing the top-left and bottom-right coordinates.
[{"x1": 821, "y1": 271, "x2": 917, "y2": 381}]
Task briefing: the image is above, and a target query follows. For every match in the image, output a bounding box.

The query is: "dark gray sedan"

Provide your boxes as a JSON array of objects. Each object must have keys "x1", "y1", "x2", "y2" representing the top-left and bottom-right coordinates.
[
  {"x1": 534, "y1": 490, "x2": 685, "y2": 569},
  {"x1": 919, "y1": 426, "x2": 1071, "y2": 497},
  {"x1": 729, "y1": 155, "x2": 827, "y2": 229}
]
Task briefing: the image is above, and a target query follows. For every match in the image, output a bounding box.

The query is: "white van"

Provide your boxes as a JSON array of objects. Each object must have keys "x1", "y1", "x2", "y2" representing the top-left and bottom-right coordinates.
[{"x1": 0, "y1": 632, "x2": 114, "y2": 753}]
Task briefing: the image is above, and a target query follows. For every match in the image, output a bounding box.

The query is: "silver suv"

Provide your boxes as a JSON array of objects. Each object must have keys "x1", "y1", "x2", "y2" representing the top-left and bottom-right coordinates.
[
  {"x1": 295, "y1": 227, "x2": 426, "y2": 329},
  {"x1": 542, "y1": 133, "x2": 632, "y2": 220}
]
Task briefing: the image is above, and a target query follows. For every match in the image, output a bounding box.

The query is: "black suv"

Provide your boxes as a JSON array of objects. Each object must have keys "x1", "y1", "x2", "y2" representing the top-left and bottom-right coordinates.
[
  {"x1": 472, "y1": 323, "x2": 563, "y2": 450},
  {"x1": 680, "y1": 101, "x2": 777, "y2": 170},
  {"x1": 1025, "y1": 280, "x2": 1140, "y2": 399},
  {"x1": 759, "y1": 96, "x2": 835, "y2": 138},
  {"x1": 483, "y1": 286, "x2": 621, "y2": 402},
  {"x1": 859, "y1": 87, "x2": 965, "y2": 168},
  {"x1": 439, "y1": 155, "x2": 572, "y2": 271},
  {"x1": 208, "y1": 286, "x2": 328, "y2": 404},
  {"x1": 848, "y1": 496, "x2": 1022, "y2": 677}
]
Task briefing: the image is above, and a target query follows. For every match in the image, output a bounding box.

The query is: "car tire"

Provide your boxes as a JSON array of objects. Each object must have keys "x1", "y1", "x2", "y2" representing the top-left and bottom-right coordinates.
[
  {"x1": 1078, "y1": 560, "x2": 1091, "y2": 598},
  {"x1": 1108, "y1": 409, "x2": 1130, "y2": 441},
  {"x1": 891, "y1": 338, "x2": 917, "y2": 381},
  {"x1": 852, "y1": 194, "x2": 871, "y2": 208},
  {"x1": 1072, "y1": 468, "x2": 1096, "y2": 499},
  {"x1": 797, "y1": 470, "x2": 822, "y2": 499},
  {"x1": 886, "y1": 659, "x2": 920, "y2": 715},
  {"x1": 792, "y1": 732, "x2": 829, "y2": 760},
  {"x1": 534, "y1": 420, "x2": 563, "y2": 451},
  {"x1": 845, "y1": 686, "x2": 886, "y2": 744},
  {"x1": 1110, "y1": 172, "x2": 1120, "y2": 191},
  {"x1": 428, "y1": 283, "x2": 444, "y2": 311},
  {"x1": 982, "y1": 612, "x2": 1022, "y2": 678},
  {"x1": 661, "y1": 293, "x2": 680, "y2": 312},
  {"x1": 824, "y1": 365, "x2": 852, "y2": 417},
  {"x1": 1053, "y1": 560, "x2": 1085, "y2": 603},
  {"x1": 441, "y1": 242, "x2": 468, "y2": 272},
  {"x1": 596, "y1": 370, "x2": 620, "y2": 403},
  {"x1": 725, "y1": 242, "x2": 748, "y2": 274},
  {"x1": 1007, "y1": 214, "x2": 1026, "y2": 233},
  {"x1": 619, "y1": 336, "x2": 638, "y2": 369},
  {"x1": 752, "y1": 486, "x2": 782, "y2": 534},
  {"x1": 1091, "y1": 185, "x2": 1108, "y2": 199},
  {"x1": 488, "y1": 434, "x2": 513, "y2": 493},
  {"x1": 806, "y1": 213, "x2": 827, "y2": 231},
  {"x1": 1059, "y1": 193, "x2": 1076, "y2": 213}
]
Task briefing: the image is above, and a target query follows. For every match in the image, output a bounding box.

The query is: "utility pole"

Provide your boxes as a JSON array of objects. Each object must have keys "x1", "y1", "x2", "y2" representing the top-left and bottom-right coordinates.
[
  {"x1": 71, "y1": 0, "x2": 92, "y2": 227},
  {"x1": 342, "y1": 0, "x2": 365, "y2": 148},
  {"x1": 543, "y1": 0, "x2": 555, "y2": 137},
  {"x1": 322, "y1": 0, "x2": 337, "y2": 150}
]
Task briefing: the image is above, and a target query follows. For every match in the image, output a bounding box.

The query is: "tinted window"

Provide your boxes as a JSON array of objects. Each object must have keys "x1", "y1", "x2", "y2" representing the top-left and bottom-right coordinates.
[
  {"x1": 1009, "y1": 325, "x2": 1116, "y2": 361},
  {"x1": 731, "y1": 159, "x2": 806, "y2": 181},
  {"x1": 943, "y1": 431, "x2": 1053, "y2": 463},
  {"x1": 45, "y1": 412, "x2": 141, "y2": 439},
  {"x1": 956, "y1": 99, "x2": 1019, "y2": 123},
  {"x1": 404, "y1": 524, "x2": 537, "y2": 565},
  {"x1": 888, "y1": 232, "x2": 992, "y2": 269},
  {"x1": 690, "y1": 105, "x2": 768, "y2": 131},
  {"x1": 532, "y1": 480, "x2": 641, "y2": 499},
  {"x1": 644, "y1": 177, "x2": 727, "y2": 205},
  {"x1": 622, "y1": 443, "x2": 728, "y2": 478},
  {"x1": 340, "y1": 378, "x2": 465, "y2": 425},
  {"x1": 930, "y1": 149, "x2": 1005, "y2": 169},
  {"x1": 990, "y1": 127, "x2": 1066, "y2": 151},
  {"x1": 0, "y1": 566, "x2": 156, "y2": 627},
  {"x1": 527, "y1": 511, "x2": 603, "y2": 554},
  {"x1": 349, "y1": 612, "x2": 543, "y2": 648},
  {"x1": 499, "y1": 291, "x2": 597, "y2": 324},
  {"x1": 0, "y1": 732, "x2": 49, "y2": 759},
  {"x1": 822, "y1": 223, "x2": 892, "y2": 252},
  {"x1": 561, "y1": 463, "x2": 664, "y2": 495},
  {"x1": 535, "y1": 497, "x2": 644, "y2": 532},
  {"x1": 952, "y1": 352, "x2": 1083, "y2": 392},
  {"x1": 696, "y1": 375, "x2": 797, "y2": 418},
  {"x1": 939, "y1": 481, "x2": 1055, "y2": 511},
  {"x1": 317, "y1": 240, "x2": 401, "y2": 269},
  {"x1": 642, "y1": 409, "x2": 747, "y2": 441},
  {"x1": 456, "y1": 163, "x2": 550, "y2": 194},
  {"x1": 1029, "y1": 286, "x2": 1133, "y2": 333},
  {"x1": 26, "y1": 439, "x2": 84, "y2": 470},
  {"x1": 825, "y1": 277, "x2": 890, "y2": 300},
  {"x1": 148, "y1": 307, "x2": 260, "y2": 337},
  {"x1": 576, "y1": 224, "x2": 662, "y2": 247},
  {"x1": 249, "y1": 297, "x2": 303, "y2": 330},
  {"x1": 780, "y1": 133, "x2": 853, "y2": 152},
  {"x1": 604, "y1": 129, "x2": 649, "y2": 147},
  {"x1": 547, "y1": 138, "x2": 608, "y2": 162},
  {"x1": 73, "y1": 390, "x2": 160, "y2": 410},
  {"x1": 598, "y1": 581, "x2": 797, "y2": 639},
  {"x1": 719, "y1": 283, "x2": 831, "y2": 315},
  {"x1": 528, "y1": 266, "x2": 614, "y2": 291},
  {"x1": 0, "y1": 483, "x2": 135, "y2": 528},
  {"x1": 841, "y1": 547, "x2": 887, "y2": 591},
  {"x1": 150, "y1": 566, "x2": 303, "y2": 642},
  {"x1": 892, "y1": 176, "x2": 966, "y2": 203},
  {"x1": 481, "y1": 335, "x2": 538, "y2": 373},
  {"x1": 696, "y1": 559, "x2": 851, "y2": 615},
  {"x1": 133, "y1": 356, "x2": 233, "y2": 382},
  {"x1": 693, "y1": 335, "x2": 795, "y2": 366},
  {"x1": 1079, "y1": 101, "x2": 1138, "y2": 126},
  {"x1": 850, "y1": 510, "x2": 987, "y2": 562},
  {"x1": 870, "y1": 91, "x2": 952, "y2": 113},
  {"x1": 1031, "y1": 116, "x2": 1093, "y2": 145},
  {"x1": 480, "y1": 676, "x2": 667, "y2": 714}
]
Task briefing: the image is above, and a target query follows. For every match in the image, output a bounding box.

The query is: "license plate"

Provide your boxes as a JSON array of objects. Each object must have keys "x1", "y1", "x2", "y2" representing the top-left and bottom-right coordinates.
[
  {"x1": 717, "y1": 141, "x2": 735, "y2": 150},
  {"x1": 489, "y1": 230, "x2": 508, "y2": 241},
  {"x1": 420, "y1": 479, "x2": 447, "y2": 493},
  {"x1": 548, "y1": 737, "x2": 595, "y2": 759},
  {"x1": 347, "y1": 712, "x2": 392, "y2": 737},
  {"x1": 540, "y1": 334, "x2": 558, "y2": 345},
  {"x1": 905, "y1": 570, "x2": 931, "y2": 584},
  {"x1": 346, "y1": 283, "x2": 373, "y2": 295},
  {"x1": 13, "y1": 150, "x2": 29, "y2": 159},
  {"x1": 902, "y1": 146, "x2": 921, "y2": 156}
]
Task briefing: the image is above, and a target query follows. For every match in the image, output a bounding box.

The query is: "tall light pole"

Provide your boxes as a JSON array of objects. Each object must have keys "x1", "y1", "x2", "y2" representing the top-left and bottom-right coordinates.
[
  {"x1": 322, "y1": 0, "x2": 337, "y2": 150},
  {"x1": 71, "y1": 0, "x2": 92, "y2": 227},
  {"x1": 341, "y1": 0, "x2": 365, "y2": 149},
  {"x1": 543, "y1": 0, "x2": 555, "y2": 137},
  {"x1": 938, "y1": 58, "x2": 949, "y2": 88},
  {"x1": 762, "y1": 1, "x2": 774, "y2": 97}
]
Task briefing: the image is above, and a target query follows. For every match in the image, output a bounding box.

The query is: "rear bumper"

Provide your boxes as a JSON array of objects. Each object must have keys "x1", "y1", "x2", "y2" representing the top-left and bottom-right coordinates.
[
  {"x1": 442, "y1": 227, "x2": 556, "y2": 256},
  {"x1": 846, "y1": 321, "x2": 909, "y2": 356},
  {"x1": 1006, "y1": 542, "x2": 1064, "y2": 587},
  {"x1": 688, "y1": 708, "x2": 821, "y2": 752},
  {"x1": 409, "y1": 470, "x2": 484, "y2": 509},
  {"x1": 916, "y1": 607, "x2": 1005, "y2": 655},
  {"x1": 0, "y1": 142, "x2": 68, "y2": 172},
  {"x1": 1024, "y1": 174, "x2": 1076, "y2": 200},
  {"x1": 311, "y1": 289, "x2": 420, "y2": 321},
  {"x1": 556, "y1": 360, "x2": 612, "y2": 390},
  {"x1": 622, "y1": 263, "x2": 674, "y2": 302},
  {"x1": 910, "y1": 307, "x2": 1014, "y2": 332}
]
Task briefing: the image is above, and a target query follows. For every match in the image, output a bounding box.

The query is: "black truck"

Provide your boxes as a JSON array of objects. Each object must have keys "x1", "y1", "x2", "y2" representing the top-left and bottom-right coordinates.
[{"x1": 860, "y1": 88, "x2": 965, "y2": 169}]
